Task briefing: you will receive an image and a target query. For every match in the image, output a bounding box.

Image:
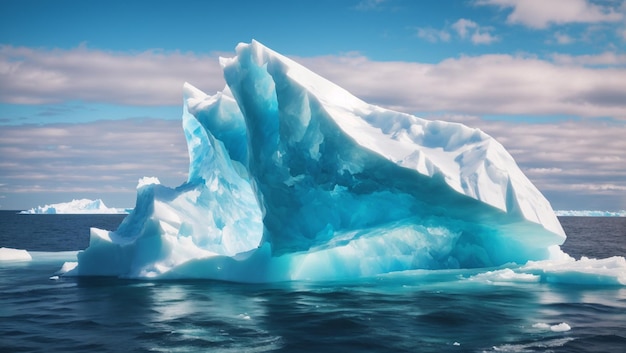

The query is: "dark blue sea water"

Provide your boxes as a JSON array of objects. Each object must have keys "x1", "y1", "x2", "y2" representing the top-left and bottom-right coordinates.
[{"x1": 1, "y1": 211, "x2": 625, "y2": 352}]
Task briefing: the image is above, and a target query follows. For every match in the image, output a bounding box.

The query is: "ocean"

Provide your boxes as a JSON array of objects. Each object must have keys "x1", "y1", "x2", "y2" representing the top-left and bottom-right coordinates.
[{"x1": 0, "y1": 211, "x2": 624, "y2": 352}]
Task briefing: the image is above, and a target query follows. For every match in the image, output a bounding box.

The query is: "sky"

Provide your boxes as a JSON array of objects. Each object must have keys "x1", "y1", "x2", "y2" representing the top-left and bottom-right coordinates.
[{"x1": 0, "y1": 0, "x2": 625, "y2": 211}]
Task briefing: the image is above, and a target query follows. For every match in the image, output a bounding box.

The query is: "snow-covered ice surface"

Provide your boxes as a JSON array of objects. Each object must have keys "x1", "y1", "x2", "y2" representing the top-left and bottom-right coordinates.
[
  {"x1": 20, "y1": 199, "x2": 130, "y2": 214},
  {"x1": 65, "y1": 41, "x2": 625, "y2": 284}
]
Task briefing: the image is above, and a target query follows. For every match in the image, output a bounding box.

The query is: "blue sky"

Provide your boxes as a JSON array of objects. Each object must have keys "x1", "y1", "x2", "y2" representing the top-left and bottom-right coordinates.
[{"x1": 1, "y1": 0, "x2": 625, "y2": 211}]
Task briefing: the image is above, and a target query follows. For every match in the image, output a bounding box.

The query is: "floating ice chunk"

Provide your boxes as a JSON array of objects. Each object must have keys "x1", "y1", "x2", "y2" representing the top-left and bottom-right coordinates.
[
  {"x1": 468, "y1": 268, "x2": 540, "y2": 284},
  {"x1": 465, "y1": 256, "x2": 626, "y2": 286},
  {"x1": 57, "y1": 261, "x2": 78, "y2": 274},
  {"x1": 491, "y1": 337, "x2": 575, "y2": 352},
  {"x1": 550, "y1": 323, "x2": 571, "y2": 332},
  {"x1": 533, "y1": 322, "x2": 571, "y2": 332},
  {"x1": 0, "y1": 247, "x2": 32, "y2": 261},
  {"x1": 522, "y1": 256, "x2": 626, "y2": 285}
]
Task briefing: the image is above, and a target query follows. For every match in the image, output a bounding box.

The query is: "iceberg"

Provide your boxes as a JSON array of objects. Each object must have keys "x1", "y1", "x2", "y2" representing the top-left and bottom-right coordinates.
[
  {"x1": 67, "y1": 40, "x2": 614, "y2": 283},
  {"x1": 20, "y1": 198, "x2": 130, "y2": 214},
  {"x1": 0, "y1": 247, "x2": 32, "y2": 262},
  {"x1": 555, "y1": 210, "x2": 626, "y2": 217}
]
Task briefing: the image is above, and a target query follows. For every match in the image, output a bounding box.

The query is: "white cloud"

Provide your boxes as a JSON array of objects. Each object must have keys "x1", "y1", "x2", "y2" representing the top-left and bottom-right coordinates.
[
  {"x1": 471, "y1": 30, "x2": 499, "y2": 44},
  {"x1": 525, "y1": 167, "x2": 563, "y2": 174},
  {"x1": 551, "y1": 51, "x2": 626, "y2": 66},
  {"x1": 418, "y1": 19, "x2": 498, "y2": 45},
  {"x1": 476, "y1": 0, "x2": 623, "y2": 29},
  {"x1": 299, "y1": 53, "x2": 626, "y2": 119},
  {"x1": 553, "y1": 31, "x2": 575, "y2": 44},
  {"x1": 415, "y1": 27, "x2": 451, "y2": 42},
  {"x1": 0, "y1": 45, "x2": 224, "y2": 105},
  {"x1": 450, "y1": 18, "x2": 499, "y2": 44},
  {"x1": 3, "y1": 46, "x2": 626, "y2": 121},
  {"x1": 452, "y1": 19, "x2": 478, "y2": 38}
]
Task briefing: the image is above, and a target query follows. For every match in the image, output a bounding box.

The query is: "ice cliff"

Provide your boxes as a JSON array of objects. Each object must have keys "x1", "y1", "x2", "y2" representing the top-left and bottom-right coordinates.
[{"x1": 67, "y1": 40, "x2": 572, "y2": 282}]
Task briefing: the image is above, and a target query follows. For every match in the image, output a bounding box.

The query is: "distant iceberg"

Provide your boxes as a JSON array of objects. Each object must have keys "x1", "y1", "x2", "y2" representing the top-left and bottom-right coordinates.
[
  {"x1": 555, "y1": 210, "x2": 626, "y2": 217},
  {"x1": 0, "y1": 247, "x2": 32, "y2": 261},
  {"x1": 65, "y1": 40, "x2": 625, "y2": 284},
  {"x1": 20, "y1": 199, "x2": 130, "y2": 215}
]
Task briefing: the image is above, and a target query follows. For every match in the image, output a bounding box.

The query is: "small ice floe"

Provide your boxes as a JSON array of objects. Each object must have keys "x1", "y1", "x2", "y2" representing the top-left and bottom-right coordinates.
[
  {"x1": 56, "y1": 261, "x2": 78, "y2": 275},
  {"x1": 532, "y1": 322, "x2": 571, "y2": 332},
  {"x1": 237, "y1": 313, "x2": 251, "y2": 320},
  {"x1": 467, "y1": 268, "x2": 540, "y2": 284}
]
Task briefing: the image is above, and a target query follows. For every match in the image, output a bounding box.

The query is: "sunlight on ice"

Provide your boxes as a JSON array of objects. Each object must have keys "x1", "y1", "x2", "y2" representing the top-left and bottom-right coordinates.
[{"x1": 63, "y1": 40, "x2": 626, "y2": 284}]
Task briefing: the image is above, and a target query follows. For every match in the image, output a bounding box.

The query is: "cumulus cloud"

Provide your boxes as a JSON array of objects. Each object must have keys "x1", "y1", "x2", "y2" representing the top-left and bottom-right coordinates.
[
  {"x1": 551, "y1": 51, "x2": 626, "y2": 66},
  {"x1": 3, "y1": 45, "x2": 625, "y2": 120},
  {"x1": 452, "y1": 18, "x2": 499, "y2": 44},
  {"x1": 452, "y1": 19, "x2": 478, "y2": 38},
  {"x1": 416, "y1": 18, "x2": 497, "y2": 44},
  {"x1": 0, "y1": 45, "x2": 224, "y2": 105},
  {"x1": 476, "y1": 0, "x2": 623, "y2": 29},
  {"x1": 415, "y1": 27, "x2": 451, "y2": 42},
  {"x1": 299, "y1": 53, "x2": 626, "y2": 119},
  {"x1": 470, "y1": 30, "x2": 499, "y2": 44},
  {"x1": 551, "y1": 31, "x2": 575, "y2": 44},
  {"x1": 2, "y1": 45, "x2": 626, "y2": 121}
]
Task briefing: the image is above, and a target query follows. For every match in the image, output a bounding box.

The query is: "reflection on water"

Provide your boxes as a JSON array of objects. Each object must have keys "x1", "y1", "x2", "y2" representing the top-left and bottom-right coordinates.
[
  {"x1": 1, "y1": 214, "x2": 625, "y2": 352},
  {"x1": 1, "y1": 258, "x2": 626, "y2": 353}
]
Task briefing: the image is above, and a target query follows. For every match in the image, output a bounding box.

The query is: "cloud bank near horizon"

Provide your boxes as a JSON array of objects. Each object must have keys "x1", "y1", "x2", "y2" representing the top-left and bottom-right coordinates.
[
  {"x1": 1, "y1": 45, "x2": 625, "y2": 120},
  {"x1": 0, "y1": 43, "x2": 625, "y2": 210}
]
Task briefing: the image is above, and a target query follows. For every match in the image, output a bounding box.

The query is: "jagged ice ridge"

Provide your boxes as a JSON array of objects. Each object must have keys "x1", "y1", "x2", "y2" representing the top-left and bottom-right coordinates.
[{"x1": 64, "y1": 41, "x2": 624, "y2": 284}]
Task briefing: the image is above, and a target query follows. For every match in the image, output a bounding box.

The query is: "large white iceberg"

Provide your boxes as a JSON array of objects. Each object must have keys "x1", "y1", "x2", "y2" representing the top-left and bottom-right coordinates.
[
  {"x1": 20, "y1": 199, "x2": 129, "y2": 214},
  {"x1": 68, "y1": 40, "x2": 586, "y2": 282}
]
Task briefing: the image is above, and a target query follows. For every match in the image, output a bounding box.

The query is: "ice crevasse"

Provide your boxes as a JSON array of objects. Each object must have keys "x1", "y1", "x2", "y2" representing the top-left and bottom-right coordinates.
[{"x1": 67, "y1": 40, "x2": 621, "y2": 283}]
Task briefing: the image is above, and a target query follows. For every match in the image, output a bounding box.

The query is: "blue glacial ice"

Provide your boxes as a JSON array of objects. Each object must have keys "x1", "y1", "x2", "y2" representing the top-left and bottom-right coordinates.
[{"x1": 65, "y1": 41, "x2": 625, "y2": 284}]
